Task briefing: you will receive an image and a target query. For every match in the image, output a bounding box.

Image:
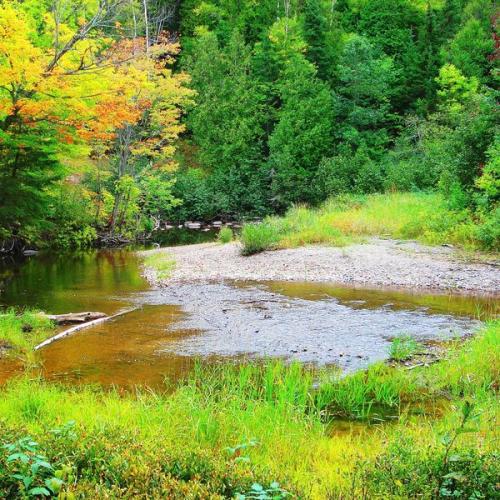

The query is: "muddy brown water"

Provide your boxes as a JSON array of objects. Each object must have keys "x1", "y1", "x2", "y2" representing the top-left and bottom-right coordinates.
[{"x1": 0, "y1": 248, "x2": 497, "y2": 388}]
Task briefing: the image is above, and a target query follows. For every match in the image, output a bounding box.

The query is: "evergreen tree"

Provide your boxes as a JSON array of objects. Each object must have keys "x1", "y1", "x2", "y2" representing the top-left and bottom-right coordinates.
[
  {"x1": 446, "y1": 18, "x2": 495, "y2": 81},
  {"x1": 267, "y1": 53, "x2": 334, "y2": 209},
  {"x1": 186, "y1": 30, "x2": 268, "y2": 215},
  {"x1": 356, "y1": 0, "x2": 423, "y2": 112},
  {"x1": 332, "y1": 36, "x2": 397, "y2": 157},
  {"x1": 417, "y1": 2, "x2": 442, "y2": 110},
  {"x1": 303, "y1": 0, "x2": 330, "y2": 80}
]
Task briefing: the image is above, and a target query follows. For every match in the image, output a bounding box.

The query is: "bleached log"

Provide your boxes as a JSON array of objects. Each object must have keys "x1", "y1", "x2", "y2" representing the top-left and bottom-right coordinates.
[{"x1": 35, "y1": 307, "x2": 138, "y2": 351}]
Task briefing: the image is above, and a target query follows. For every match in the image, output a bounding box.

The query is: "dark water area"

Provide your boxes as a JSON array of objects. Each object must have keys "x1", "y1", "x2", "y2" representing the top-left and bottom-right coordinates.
[
  {"x1": 151, "y1": 227, "x2": 218, "y2": 247},
  {"x1": 0, "y1": 244, "x2": 497, "y2": 388}
]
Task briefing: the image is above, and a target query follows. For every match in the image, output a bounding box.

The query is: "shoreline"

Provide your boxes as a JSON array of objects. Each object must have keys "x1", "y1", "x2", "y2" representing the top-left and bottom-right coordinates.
[{"x1": 142, "y1": 238, "x2": 500, "y2": 295}]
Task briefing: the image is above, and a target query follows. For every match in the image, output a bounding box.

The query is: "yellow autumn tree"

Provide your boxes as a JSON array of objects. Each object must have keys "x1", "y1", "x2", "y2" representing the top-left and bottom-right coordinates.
[{"x1": 0, "y1": 0, "x2": 193, "y2": 246}]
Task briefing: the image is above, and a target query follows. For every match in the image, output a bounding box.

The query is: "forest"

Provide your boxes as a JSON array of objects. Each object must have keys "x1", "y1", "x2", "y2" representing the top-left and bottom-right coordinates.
[
  {"x1": 0, "y1": 2, "x2": 499, "y2": 498},
  {"x1": 0, "y1": 0, "x2": 498, "y2": 252}
]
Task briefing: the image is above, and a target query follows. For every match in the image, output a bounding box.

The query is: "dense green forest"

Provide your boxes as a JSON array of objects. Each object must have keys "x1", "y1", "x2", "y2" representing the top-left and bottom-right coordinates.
[{"x1": 0, "y1": 0, "x2": 498, "y2": 251}]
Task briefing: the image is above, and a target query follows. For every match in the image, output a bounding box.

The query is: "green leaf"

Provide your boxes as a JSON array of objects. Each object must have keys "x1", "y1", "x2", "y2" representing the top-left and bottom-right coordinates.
[
  {"x1": 28, "y1": 486, "x2": 50, "y2": 496},
  {"x1": 8, "y1": 453, "x2": 29, "y2": 463},
  {"x1": 36, "y1": 461, "x2": 53, "y2": 470},
  {"x1": 45, "y1": 477, "x2": 64, "y2": 493}
]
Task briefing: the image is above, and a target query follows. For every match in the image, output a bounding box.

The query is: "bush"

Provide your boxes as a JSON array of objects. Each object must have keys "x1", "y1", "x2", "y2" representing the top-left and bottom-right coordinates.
[
  {"x1": 240, "y1": 223, "x2": 281, "y2": 255},
  {"x1": 170, "y1": 168, "x2": 216, "y2": 223}
]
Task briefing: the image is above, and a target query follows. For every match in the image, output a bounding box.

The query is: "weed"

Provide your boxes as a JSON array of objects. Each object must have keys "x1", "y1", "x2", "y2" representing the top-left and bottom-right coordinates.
[
  {"x1": 241, "y1": 193, "x2": 497, "y2": 254},
  {"x1": 388, "y1": 335, "x2": 420, "y2": 361},
  {"x1": 236, "y1": 481, "x2": 292, "y2": 499},
  {"x1": 2, "y1": 437, "x2": 63, "y2": 497}
]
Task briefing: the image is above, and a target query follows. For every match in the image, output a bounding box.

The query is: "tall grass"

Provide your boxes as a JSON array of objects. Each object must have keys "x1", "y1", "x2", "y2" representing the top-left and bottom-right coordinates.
[
  {"x1": 0, "y1": 310, "x2": 53, "y2": 365},
  {"x1": 0, "y1": 322, "x2": 497, "y2": 497},
  {"x1": 388, "y1": 334, "x2": 420, "y2": 361},
  {"x1": 241, "y1": 205, "x2": 351, "y2": 255},
  {"x1": 217, "y1": 226, "x2": 234, "y2": 243},
  {"x1": 241, "y1": 192, "x2": 494, "y2": 254}
]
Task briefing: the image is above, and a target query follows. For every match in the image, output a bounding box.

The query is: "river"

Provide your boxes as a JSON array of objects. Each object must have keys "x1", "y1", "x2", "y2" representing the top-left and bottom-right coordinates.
[{"x1": 0, "y1": 240, "x2": 497, "y2": 388}]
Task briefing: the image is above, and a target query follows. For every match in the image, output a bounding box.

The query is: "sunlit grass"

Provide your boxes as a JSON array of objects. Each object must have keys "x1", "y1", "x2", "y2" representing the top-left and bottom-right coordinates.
[
  {"x1": 0, "y1": 321, "x2": 497, "y2": 497},
  {"x1": 217, "y1": 226, "x2": 233, "y2": 243},
  {"x1": 388, "y1": 334, "x2": 420, "y2": 361},
  {"x1": 143, "y1": 251, "x2": 175, "y2": 279},
  {"x1": 0, "y1": 310, "x2": 53, "y2": 365},
  {"x1": 241, "y1": 192, "x2": 493, "y2": 255}
]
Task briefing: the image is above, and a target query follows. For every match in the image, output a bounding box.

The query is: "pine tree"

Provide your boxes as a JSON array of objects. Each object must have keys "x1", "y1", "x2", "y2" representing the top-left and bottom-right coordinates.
[
  {"x1": 267, "y1": 53, "x2": 334, "y2": 209},
  {"x1": 303, "y1": 0, "x2": 330, "y2": 80},
  {"x1": 186, "y1": 30, "x2": 268, "y2": 215}
]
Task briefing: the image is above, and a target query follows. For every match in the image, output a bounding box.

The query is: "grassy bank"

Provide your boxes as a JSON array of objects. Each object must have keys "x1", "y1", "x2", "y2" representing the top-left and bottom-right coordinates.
[
  {"x1": 0, "y1": 310, "x2": 54, "y2": 366},
  {"x1": 241, "y1": 193, "x2": 499, "y2": 255},
  {"x1": 143, "y1": 252, "x2": 176, "y2": 279},
  {"x1": 0, "y1": 322, "x2": 498, "y2": 498}
]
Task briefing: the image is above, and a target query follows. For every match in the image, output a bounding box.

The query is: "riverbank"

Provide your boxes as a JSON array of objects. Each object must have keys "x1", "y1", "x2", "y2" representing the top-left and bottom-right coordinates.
[
  {"x1": 0, "y1": 322, "x2": 498, "y2": 498},
  {"x1": 143, "y1": 238, "x2": 500, "y2": 293}
]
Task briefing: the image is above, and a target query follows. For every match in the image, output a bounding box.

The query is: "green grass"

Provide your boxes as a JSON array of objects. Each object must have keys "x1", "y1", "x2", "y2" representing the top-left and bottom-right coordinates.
[
  {"x1": 0, "y1": 321, "x2": 498, "y2": 498},
  {"x1": 241, "y1": 204, "x2": 351, "y2": 255},
  {"x1": 217, "y1": 226, "x2": 233, "y2": 244},
  {"x1": 241, "y1": 192, "x2": 498, "y2": 255},
  {"x1": 388, "y1": 334, "x2": 420, "y2": 361},
  {"x1": 0, "y1": 310, "x2": 53, "y2": 365},
  {"x1": 143, "y1": 251, "x2": 176, "y2": 279}
]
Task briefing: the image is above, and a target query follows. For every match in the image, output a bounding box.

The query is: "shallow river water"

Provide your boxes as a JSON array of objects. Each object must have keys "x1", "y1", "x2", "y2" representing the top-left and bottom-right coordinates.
[{"x1": 0, "y1": 247, "x2": 497, "y2": 388}]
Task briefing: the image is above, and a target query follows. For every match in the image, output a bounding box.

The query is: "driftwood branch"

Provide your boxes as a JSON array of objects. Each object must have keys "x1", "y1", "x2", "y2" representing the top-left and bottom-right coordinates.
[
  {"x1": 46, "y1": 312, "x2": 107, "y2": 325},
  {"x1": 35, "y1": 307, "x2": 138, "y2": 351}
]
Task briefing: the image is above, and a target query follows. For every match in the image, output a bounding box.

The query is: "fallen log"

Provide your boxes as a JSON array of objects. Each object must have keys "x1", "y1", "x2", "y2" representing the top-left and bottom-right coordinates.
[
  {"x1": 35, "y1": 307, "x2": 138, "y2": 351},
  {"x1": 46, "y1": 311, "x2": 107, "y2": 325}
]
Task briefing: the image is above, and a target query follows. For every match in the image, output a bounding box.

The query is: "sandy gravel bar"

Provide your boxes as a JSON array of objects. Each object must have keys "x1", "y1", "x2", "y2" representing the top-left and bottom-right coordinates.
[{"x1": 143, "y1": 238, "x2": 500, "y2": 294}]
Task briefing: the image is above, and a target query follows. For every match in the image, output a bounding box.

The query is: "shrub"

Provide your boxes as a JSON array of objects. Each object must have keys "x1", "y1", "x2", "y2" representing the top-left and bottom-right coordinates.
[{"x1": 240, "y1": 223, "x2": 282, "y2": 255}]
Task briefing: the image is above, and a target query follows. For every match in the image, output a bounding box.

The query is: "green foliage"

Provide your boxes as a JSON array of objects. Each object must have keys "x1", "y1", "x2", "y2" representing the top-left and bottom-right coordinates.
[
  {"x1": 170, "y1": 167, "x2": 216, "y2": 222},
  {"x1": 362, "y1": 424, "x2": 498, "y2": 498},
  {"x1": 0, "y1": 128, "x2": 65, "y2": 245},
  {"x1": 446, "y1": 17, "x2": 495, "y2": 81},
  {"x1": 267, "y1": 52, "x2": 334, "y2": 209},
  {"x1": 186, "y1": 29, "x2": 268, "y2": 216},
  {"x1": 1, "y1": 437, "x2": 64, "y2": 497},
  {"x1": 332, "y1": 35, "x2": 397, "y2": 154},
  {"x1": 302, "y1": 0, "x2": 332, "y2": 80}
]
